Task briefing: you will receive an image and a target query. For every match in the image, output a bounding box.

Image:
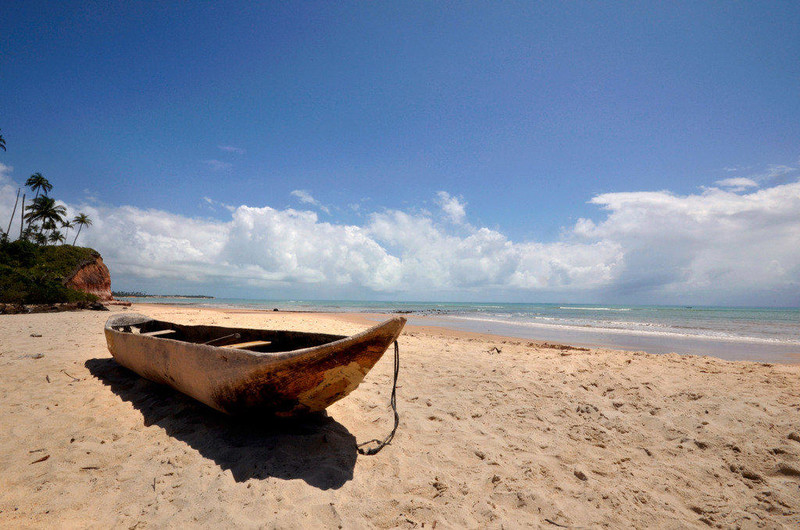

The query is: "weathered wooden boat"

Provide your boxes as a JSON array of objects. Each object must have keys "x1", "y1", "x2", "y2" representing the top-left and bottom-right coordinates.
[{"x1": 104, "y1": 313, "x2": 406, "y2": 416}]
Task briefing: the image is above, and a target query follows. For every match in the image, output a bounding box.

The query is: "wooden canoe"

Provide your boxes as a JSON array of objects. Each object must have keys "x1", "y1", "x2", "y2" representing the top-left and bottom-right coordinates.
[{"x1": 104, "y1": 313, "x2": 406, "y2": 416}]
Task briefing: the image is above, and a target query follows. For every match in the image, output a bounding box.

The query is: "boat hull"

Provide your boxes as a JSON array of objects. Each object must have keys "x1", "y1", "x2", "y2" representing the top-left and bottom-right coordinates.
[{"x1": 104, "y1": 314, "x2": 406, "y2": 416}]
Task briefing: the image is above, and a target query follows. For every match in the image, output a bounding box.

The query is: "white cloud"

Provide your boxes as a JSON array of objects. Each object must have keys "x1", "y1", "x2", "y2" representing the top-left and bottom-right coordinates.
[
  {"x1": 221, "y1": 206, "x2": 398, "y2": 289},
  {"x1": 2, "y1": 172, "x2": 799, "y2": 304},
  {"x1": 290, "y1": 189, "x2": 330, "y2": 214},
  {"x1": 217, "y1": 145, "x2": 245, "y2": 154},
  {"x1": 366, "y1": 209, "x2": 621, "y2": 292},
  {"x1": 82, "y1": 188, "x2": 101, "y2": 204},
  {"x1": 436, "y1": 191, "x2": 467, "y2": 224},
  {"x1": 715, "y1": 164, "x2": 798, "y2": 189},
  {"x1": 714, "y1": 177, "x2": 758, "y2": 192},
  {"x1": 1, "y1": 164, "x2": 21, "y2": 237},
  {"x1": 202, "y1": 196, "x2": 236, "y2": 212},
  {"x1": 0, "y1": 162, "x2": 13, "y2": 180},
  {"x1": 731, "y1": 164, "x2": 799, "y2": 186},
  {"x1": 760, "y1": 164, "x2": 797, "y2": 181},
  {"x1": 577, "y1": 183, "x2": 800, "y2": 301},
  {"x1": 203, "y1": 159, "x2": 233, "y2": 171}
]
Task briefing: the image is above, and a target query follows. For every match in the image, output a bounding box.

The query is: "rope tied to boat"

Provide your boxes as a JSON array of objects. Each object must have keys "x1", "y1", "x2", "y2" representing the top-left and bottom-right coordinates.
[{"x1": 357, "y1": 340, "x2": 400, "y2": 456}]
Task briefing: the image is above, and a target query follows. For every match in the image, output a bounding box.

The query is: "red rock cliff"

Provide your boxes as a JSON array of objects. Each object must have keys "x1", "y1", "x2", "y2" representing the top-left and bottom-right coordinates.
[{"x1": 64, "y1": 256, "x2": 113, "y2": 301}]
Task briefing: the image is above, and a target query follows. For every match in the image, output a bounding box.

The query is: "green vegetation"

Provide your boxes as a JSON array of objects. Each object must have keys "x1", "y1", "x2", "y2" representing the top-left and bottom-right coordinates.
[
  {"x1": 111, "y1": 291, "x2": 148, "y2": 297},
  {"x1": 0, "y1": 130, "x2": 102, "y2": 304},
  {"x1": 0, "y1": 239, "x2": 100, "y2": 304}
]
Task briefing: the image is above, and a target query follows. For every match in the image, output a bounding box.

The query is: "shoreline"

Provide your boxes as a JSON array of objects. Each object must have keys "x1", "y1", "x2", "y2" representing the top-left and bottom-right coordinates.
[
  {"x1": 132, "y1": 303, "x2": 800, "y2": 365},
  {"x1": 413, "y1": 315, "x2": 800, "y2": 363}
]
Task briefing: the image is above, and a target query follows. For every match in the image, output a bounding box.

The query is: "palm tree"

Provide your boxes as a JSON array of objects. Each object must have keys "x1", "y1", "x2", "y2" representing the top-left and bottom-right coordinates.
[
  {"x1": 61, "y1": 220, "x2": 73, "y2": 243},
  {"x1": 48, "y1": 230, "x2": 65, "y2": 245},
  {"x1": 21, "y1": 226, "x2": 34, "y2": 242},
  {"x1": 23, "y1": 174, "x2": 53, "y2": 232},
  {"x1": 25, "y1": 173, "x2": 52, "y2": 201},
  {"x1": 24, "y1": 196, "x2": 67, "y2": 241},
  {"x1": 72, "y1": 213, "x2": 93, "y2": 245},
  {"x1": 33, "y1": 232, "x2": 48, "y2": 245},
  {"x1": 0, "y1": 129, "x2": 6, "y2": 151},
  {"x1": 5, "y1": 188, "x2": 20, "y2": 236},
  {"x1": 42, "y1": 219, "x2": 56, "y2": 233},
  {"x1": 19, "y1": 194, "x2": 25, "y2": 239}
]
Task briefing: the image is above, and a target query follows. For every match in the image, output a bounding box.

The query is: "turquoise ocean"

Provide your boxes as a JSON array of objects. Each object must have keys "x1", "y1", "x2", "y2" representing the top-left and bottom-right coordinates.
[{"x1": 118, "y1": 298, "x2": 800, "y2": 363}]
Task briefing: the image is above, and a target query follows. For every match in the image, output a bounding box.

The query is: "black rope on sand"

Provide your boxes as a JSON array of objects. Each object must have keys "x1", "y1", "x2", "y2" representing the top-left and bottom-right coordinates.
[{"x1": 357, "y1": 341, "x2": 400, "y2": 456}]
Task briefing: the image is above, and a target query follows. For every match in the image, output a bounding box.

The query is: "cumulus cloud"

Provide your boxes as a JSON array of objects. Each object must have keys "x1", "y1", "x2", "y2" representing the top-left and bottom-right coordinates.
[
  {"x1": 2, "y1": 171, "x2": 799, "y2": 304},
  {"x1": 436, "y1": 191, "x2": 467, "y2": 224},
  {"x1": 576, "y1": 183, "x2": 800, "y2": 301},
  {"x1": 222, "y1": 206, "x2": 398, "y2": 289},
  {"x1": 714, "y1": 177, "x2": 758, "y2": 192},
  {"x1": 290, "y1": 189, "x2": 330, "y2": 214},
  {"x1": 365, "y1": 210, "x2": 620, "y2": 292}
]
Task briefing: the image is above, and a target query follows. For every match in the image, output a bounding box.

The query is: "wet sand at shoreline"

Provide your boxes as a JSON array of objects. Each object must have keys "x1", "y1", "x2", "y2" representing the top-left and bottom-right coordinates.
[{"x1": 1, "y1": 304, "x2": 799, "y2": 528}]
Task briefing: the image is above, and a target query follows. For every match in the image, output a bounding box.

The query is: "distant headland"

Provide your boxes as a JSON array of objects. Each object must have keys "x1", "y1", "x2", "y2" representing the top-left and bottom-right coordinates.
[{"x1": 112, "y1": 291, "x2": 215, "y2": 299}]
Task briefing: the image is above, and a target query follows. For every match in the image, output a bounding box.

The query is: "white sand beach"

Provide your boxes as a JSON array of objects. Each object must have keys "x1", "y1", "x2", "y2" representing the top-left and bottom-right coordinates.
[{"x1": 1, "y1": 305, "x2": 799, "y2": 528}]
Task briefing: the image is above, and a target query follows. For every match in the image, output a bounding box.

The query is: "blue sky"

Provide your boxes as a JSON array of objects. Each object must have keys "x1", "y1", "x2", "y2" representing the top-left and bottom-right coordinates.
[{"x1": 2, "y1": 2, "x2": 799, "y2": 305}]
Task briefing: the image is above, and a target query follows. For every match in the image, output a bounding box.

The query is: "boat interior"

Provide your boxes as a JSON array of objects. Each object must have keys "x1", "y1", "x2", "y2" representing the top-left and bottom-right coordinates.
[{"x1": 110, "y1": 319, "x2": 348, "y2": 353}]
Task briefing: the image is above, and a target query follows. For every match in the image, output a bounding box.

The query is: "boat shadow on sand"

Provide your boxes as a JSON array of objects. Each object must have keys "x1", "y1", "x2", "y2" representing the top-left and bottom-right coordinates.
[{"x1": 85, "y1": 357, "x2": 357, "y2": 490}]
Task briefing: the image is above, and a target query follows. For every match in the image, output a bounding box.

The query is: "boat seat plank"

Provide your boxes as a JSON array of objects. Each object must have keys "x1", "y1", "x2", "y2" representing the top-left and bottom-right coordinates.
[
  {"x1": 221, "y1": 340, "x2": 272, "y2": 349},
  {"x1": 141, "y1": 329, "x2": 177, "y2": 336}
]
